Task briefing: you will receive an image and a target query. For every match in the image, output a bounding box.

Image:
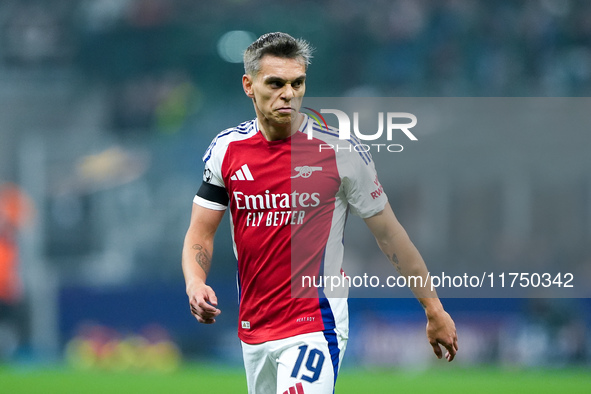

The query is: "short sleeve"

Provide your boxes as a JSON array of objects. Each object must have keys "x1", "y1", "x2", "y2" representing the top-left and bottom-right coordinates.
[
  {"x1": 193, "y1": 139, "x2": 228, "y2": 210},
  {"x1": 340, "y1": 152, "x2": 388, "y2": 218},
  {"x1": 193, "y1": 119, "x2": 257, "y2": 210}
]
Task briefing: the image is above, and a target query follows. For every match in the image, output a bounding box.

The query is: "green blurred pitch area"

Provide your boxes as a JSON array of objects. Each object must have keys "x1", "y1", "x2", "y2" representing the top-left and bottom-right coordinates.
[{"x1": 2, "y1": 365, "x2": 590, "y2": 393}]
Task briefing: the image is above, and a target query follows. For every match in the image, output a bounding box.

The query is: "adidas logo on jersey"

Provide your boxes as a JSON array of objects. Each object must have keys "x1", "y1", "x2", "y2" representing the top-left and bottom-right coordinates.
[{"x1": 231, "y1": 164, "x2": 254, "y2": 181}]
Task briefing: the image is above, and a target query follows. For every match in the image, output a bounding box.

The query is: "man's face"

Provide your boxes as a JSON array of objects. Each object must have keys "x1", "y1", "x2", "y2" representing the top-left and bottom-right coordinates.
[{"x1": 243, "y1": 55, "x2": 307, "y2": 126}]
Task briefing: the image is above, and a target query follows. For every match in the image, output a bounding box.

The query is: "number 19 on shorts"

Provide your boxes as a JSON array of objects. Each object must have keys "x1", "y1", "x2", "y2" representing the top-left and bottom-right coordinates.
[{"x1": 291, "y1": 345, "x2": 325, "y2": 383}]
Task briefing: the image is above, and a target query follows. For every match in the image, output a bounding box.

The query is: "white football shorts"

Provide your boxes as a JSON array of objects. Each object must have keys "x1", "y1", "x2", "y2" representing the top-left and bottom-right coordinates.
[{"x1": 241, "y1": 329, "x2": 347, "y2": 394}]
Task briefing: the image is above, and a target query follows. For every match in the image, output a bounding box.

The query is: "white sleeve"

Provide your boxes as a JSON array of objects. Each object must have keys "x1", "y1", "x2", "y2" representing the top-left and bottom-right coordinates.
[
  {"x1": 339, "y1": 151, "x2": 388, "y2": 218},
  {"x1": 193, "y1": 137, "x2": 229, "y2": 209}
]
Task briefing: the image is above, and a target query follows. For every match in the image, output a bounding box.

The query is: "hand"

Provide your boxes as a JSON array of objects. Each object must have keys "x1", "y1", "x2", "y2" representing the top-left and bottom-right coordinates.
[
  {"x1": 187, "y1": 283, "x2": 221, "y2": 324},
  {"x1": 426, "y1": 309, "x2": 458, "y2": 362}
]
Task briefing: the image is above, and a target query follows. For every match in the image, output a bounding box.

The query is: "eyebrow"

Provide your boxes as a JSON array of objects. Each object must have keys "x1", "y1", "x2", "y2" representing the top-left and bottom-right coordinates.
[{"x1": 263, "y1": 74, "x2": 306, "y2": 84}]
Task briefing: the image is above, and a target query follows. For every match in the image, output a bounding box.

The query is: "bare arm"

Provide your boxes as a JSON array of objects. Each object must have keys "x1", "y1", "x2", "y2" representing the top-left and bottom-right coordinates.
[
  {"x1": 182, "y1": 203, "x2": 225, "y2": 324},
  {"x1": 364, "y1": 202, "x2": 459, "y2": 361}
]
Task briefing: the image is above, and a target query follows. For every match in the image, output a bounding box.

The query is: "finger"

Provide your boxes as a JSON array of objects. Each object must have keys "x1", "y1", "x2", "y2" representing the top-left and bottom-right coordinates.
[
  {"x1": 201, "y1": 303, "x2": 221, "y2": 318},
  {"x1": 191, "y1": 305, "x2": 218, "y2": 324},
  {"x1": 446, "y1": 348, "x2": 455, "y2": 362},
  {"x1": 430, "y1": 341, "x2": 443, "y2": 359},
  {"x1": 190, "y1": 301, "x2": 221, "y2": 319},
  {"x1": 444, "y1": 339, "x2": 458, "y2": 362},
  {"x1": 195, "y1": 297, "x2": 219, "y2": 313},
  {"x1": 447, "y1": 339, "x2": 458, "y2": 362},
  {"x1": 198, "y1": 302, "x2": 219, "y2": 313},
  {"x1": 195, "y1": 314, "x2": 217, "y2": 324},
  {"x1": 188, "y1": 289, "x2": 221, "y2": 324},
  {"x1": 198, "y1": 315, "x2": 216, "y2": 324},
  {"x1": 206, "y1": 288, "x2": 218, "y2": 307},
  {"x1": 202, "y1": 309, "x2": 221, "y2": 319},
  {"x1": 191, "y1": 304, "x2": 220, "y2": 319}
]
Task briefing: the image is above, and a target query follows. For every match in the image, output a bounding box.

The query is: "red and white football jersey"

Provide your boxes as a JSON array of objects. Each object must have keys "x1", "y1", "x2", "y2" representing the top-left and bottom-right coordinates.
[{"x1": 194, "y1": 115, "x2": 387, "y2": 344}]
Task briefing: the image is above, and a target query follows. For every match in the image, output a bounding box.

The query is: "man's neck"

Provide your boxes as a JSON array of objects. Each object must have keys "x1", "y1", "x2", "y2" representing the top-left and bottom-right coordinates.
[{"x1": 258, "y1": 113, "x2": 304, "y2": 141}]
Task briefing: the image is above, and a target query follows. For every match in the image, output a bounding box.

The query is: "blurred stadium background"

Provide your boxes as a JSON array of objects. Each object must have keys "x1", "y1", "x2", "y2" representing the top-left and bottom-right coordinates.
[{"x1": 1, "y1": 0, "x2": 590, "y2": 391}]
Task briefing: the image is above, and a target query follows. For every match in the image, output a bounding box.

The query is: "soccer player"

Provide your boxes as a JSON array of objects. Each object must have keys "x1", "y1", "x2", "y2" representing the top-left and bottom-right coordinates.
[{"x1": 182, "y1": 32, "x2": 458, "y2": 394}]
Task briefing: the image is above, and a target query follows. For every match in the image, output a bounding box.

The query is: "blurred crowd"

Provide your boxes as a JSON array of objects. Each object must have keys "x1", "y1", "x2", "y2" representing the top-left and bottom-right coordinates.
[
  {"x1": 2, "y1": 0, "x2": 591, "y2": 97},
  {"x1": 2, "y1": 0, "x2": 590, "y2": 137}
]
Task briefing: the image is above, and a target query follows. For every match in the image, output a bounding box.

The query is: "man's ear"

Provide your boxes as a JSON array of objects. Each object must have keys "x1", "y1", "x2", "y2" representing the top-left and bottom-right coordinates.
[{"x1": 242, "y1": 74, "x2": 254, "y2": 98}]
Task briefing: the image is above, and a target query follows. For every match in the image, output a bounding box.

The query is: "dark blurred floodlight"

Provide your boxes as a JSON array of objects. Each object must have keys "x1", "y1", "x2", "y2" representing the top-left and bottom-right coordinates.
[{"x1": 217, "y1": 30, "x2": 256, "y2": 64}]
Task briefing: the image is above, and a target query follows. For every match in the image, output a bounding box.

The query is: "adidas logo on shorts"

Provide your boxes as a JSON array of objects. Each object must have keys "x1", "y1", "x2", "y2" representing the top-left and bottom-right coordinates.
[{"x1": 282, "y1": 382, "x2": 304, "y2": 394}]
